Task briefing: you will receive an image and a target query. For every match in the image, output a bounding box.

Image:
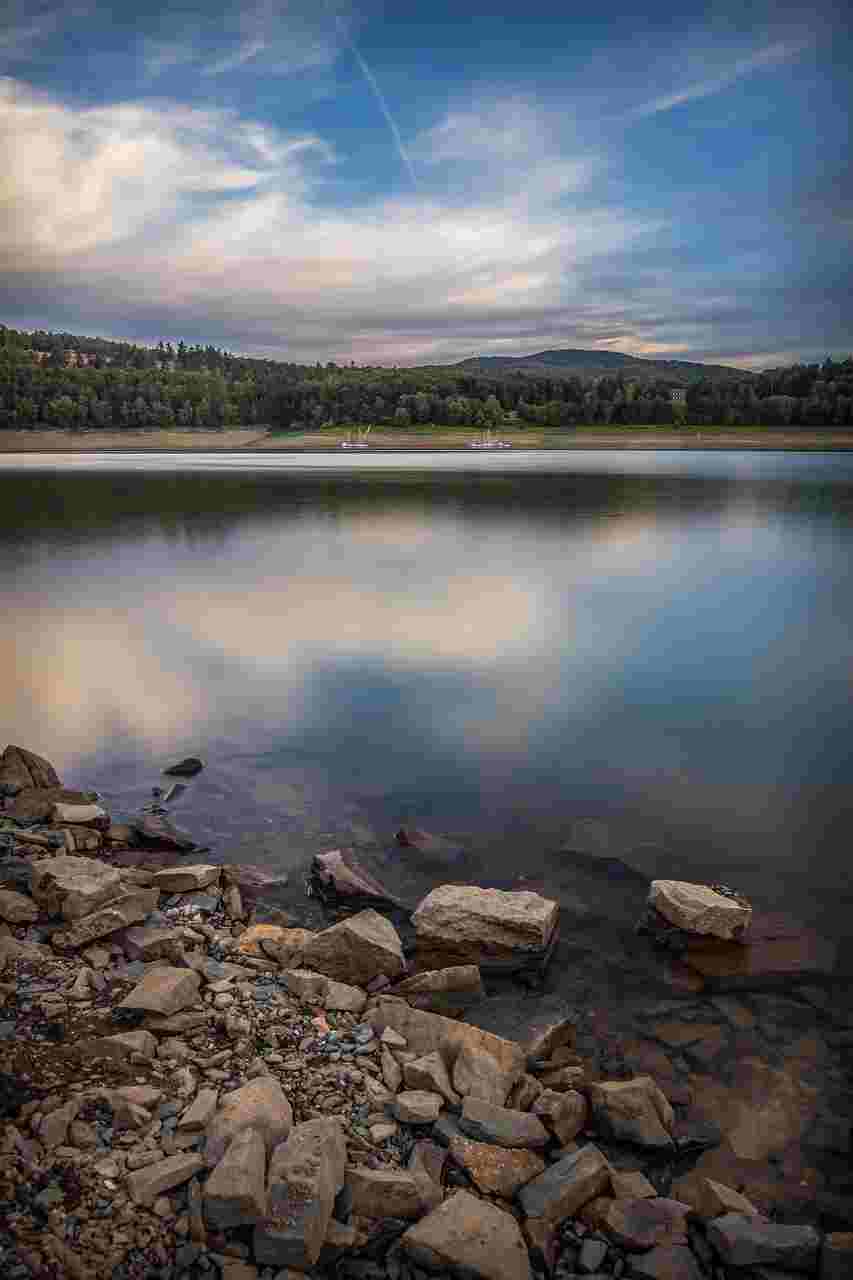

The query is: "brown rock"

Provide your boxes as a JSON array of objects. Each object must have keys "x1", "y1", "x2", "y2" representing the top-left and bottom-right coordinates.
[
  {"x1": 52, "y1": 887, "x2": 160, "y2": 947},
  {"x1": 254, "y1": 1118, "x2": 346, "y2": 1269},
  {"x1": 390, "y1": 965, "x2": 484, "y2": 1015},
  {"x1": 459, "y1": 1097, "x2": 550, "y2": 1150},
  {"x1": 453, "y1": 1042, "x2": 520, "y2": 1106},
  {"x1": 464, "y1": 994, "x2": 577, "y2": 1062},
  {"x1": 602, "y1": 1197, "x2": 690, "y2": 1251},
  {"x1": 0, "y1": 888, "x2": 39, "y2": 924},
  {"x1": 611, "y1": 1169, "x2": 658, "y2": 1199},
  {"x1": 532, "y1": 1089, "x2": 587, "y2": 1145},
  {"x1": 648, "y1": 881, "x2": 752, "y2": 940},
  {"x1": 518, "y1": 1143, "x2": 611, "y2": 1222},
  {"x1": 311, "y1": 848, "x2": 405, "y2": 908},
  {"x1": 392, "y1": 1090, "x2": 444, "y2": 1124},
  {"x1": 119, "y1": 925, "x2": 184, "y2": 962},
  {"x1": 118, "y1": 966, "x2": 201, "y2": 1017},
  {"x1": 345, "y1": 1166, "x2": 432, "y2": 1219},
  {"x1": 323, "y1": 980, "x2": 368, "y2": 1014},
  {"x1": 50, "y1": 802, "x2": 110, "y2": 829},
  {"x1": 403, "y1": 1050, "x2": 461, "y2": 1105},
  {"x1": 205, "y1": 1076, "x2": 293, "y2": 1168},
  {"x1": 673, "y1": 1174, "x2": 760, "y2": 1219},
  {"x1": 127, "y1": 1153, "x2": 205, "y2": 1205},
  {"x1": 509, "y1": 1074, "x2": 544, "y2": 1111},
  {"x1": 0, "y1": 744, "x2": 60, "y2": 793},
  {"x1": 368, "y1": 996, "x2": 526, "y2": 1081},
  {"x1": 630, "y1": 1246, "x2": 705, "y2": 1280},
  {"x1": 449, "y1": 1134, "x2": 545, "y2": 1197},
  {"x1": 204, "y1": 1127, "x2": 267, "y2": 1229},
  {"x1": 80, "y1": 1030, "x2": 157, "y2": 1062},
  {"x1": 150, "y1": 865, "x2": 221, "y2": 893},
  {"x1": 178, "y1": 1089, "x2": 219, "y2": 1132},
  {"x1": 588, "y1": 1077, "x2": 675, "y2": 1150},
  {"x1": 30, "y1": 855, "x2": 123, "y2": 920},
  {"x1": 412, "y1": 884, "x2": 558, "y2": 968},
  {"x1": 402, "y1": 1190, "x2": 532, "y2": 1280},
  {"x1": 301, "y1": 909, "x2": 405, "y2": 985},
  {"x1": 822, "y1": 1233, "x2": 853, "y2": 1280}
]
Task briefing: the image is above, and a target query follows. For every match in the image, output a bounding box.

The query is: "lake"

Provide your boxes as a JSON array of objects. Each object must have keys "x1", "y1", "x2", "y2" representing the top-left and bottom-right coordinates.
[{"x1": 2, "y1": 449, "x2": 852, "y2": 989}]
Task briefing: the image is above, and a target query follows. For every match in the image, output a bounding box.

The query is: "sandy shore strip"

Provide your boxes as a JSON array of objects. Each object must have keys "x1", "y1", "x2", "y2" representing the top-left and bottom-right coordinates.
[{"x1": 2, "y1": 427, "x2": 853, "y2": 452}]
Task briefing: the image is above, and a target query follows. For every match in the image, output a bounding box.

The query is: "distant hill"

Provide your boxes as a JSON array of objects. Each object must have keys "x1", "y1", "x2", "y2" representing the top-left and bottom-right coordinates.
[{"x1": 452, "y1": 348, "x2": 751, "y2": 383}]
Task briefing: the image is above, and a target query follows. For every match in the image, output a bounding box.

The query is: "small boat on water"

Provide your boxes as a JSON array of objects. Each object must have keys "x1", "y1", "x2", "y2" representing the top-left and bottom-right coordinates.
[
  {"x1": 467, "y1": 429, "x2": 512, "y2": 449},
  {"x1": 340, "y1": 426, "x2": 372, "y2": 449}
]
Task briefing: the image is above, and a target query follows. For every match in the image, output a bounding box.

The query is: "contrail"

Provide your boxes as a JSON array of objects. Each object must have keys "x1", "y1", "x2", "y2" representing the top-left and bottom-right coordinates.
[{"x1": 350, "y1": 42, "x2": 418, "y2": 188}]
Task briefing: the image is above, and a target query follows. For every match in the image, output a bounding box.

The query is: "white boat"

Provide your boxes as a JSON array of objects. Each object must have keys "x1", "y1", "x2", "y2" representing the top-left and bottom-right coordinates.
[
  {"x1": 467, "y1": 430, "x2": 512, "y2": 449},
  {"x1": 340, "y1": 426, "x2": 372, "y2": 449}
]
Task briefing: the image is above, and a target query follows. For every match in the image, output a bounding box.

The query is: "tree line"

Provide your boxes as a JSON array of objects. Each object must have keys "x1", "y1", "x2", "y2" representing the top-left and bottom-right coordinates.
[{"x1": 1, "y1": 325, "x2": 851, "y2": 430}]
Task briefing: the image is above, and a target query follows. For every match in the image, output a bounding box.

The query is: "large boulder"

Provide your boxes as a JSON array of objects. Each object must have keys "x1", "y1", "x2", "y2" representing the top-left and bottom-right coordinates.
[
  {"x1": 402, "y1": 1189, "x2": 532, "y2": 1280},
  {"x1": 648, "y1": 881, "x2": 751, "y2": 940},
  {"x1": 203, "y1": 1127, "x2": 267, "y2": 1229},
  {"x1": 52, "y1": 887, "x2": 160, "y2": 948},
  {"x1": 301, "y1": 909, "x2": 405, "y2": 985},
  {"x1": 588, "y1": 1077, "x2": 675, "y2": 1150},
  {"x1": 0, "y1": 744, "x2": 60, "y2": 794},
  {"x1": 412, "y1": 885, "x2": 559, "y2": 972},
  {"x1": 253, "y1": 1118, "x2": 346, "y2": 1269},
  {"x1": 30, "y1": 855, "x2": 124, "y2": 920},
  {"x1": 205, "y1": 1077, "x2": 293, "y2": 1168}
]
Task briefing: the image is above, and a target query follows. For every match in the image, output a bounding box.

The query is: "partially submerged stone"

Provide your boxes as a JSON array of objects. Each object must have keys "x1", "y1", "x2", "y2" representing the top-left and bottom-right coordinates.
[
  {"x1": 311, "y1": 848, "x2": 405, "y2": 910},
  {"x1": 30, "y1": 855, "x2": 123, "y2": 920},
  {"x1": 150, "y1": 865, "x2": 221, "y2": 893},
  {"x1": 649, "y1": 881, "x2": 752, "y2": 940},
  {"x1": 301, "y1": 909, "x2": 405, "y2": 985},
  {"x1": 402, "y1": 1189, "x2": 532, "y2": 1280},
  {"x1": 163, "y1": 757, "x2": 205, "y2": 777},
  {"x1": 463, "y1": 993, "x2": 578, "y2": 1063},
  {"x1": 412, "y1": 884, "x2": 559, "y2": 971},
  {"x1": 131, "y1": 813, "x2": 197, "y2": 851}
]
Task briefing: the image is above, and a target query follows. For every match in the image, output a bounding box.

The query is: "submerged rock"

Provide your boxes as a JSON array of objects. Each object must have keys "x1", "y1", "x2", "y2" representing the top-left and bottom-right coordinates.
[
  {"x1": 163, "y1": 756, "x2": 205, "y2": 777},
  {"x1": 311, "y1": 847, "x2": 405, "y2": 911},
  {"x1": 131, "y1": 812, "x2": 198, "y2": 851}
]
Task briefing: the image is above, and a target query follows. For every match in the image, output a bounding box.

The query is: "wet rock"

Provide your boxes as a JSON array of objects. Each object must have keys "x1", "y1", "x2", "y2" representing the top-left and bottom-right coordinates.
[
  {"x1": 392, "y1": 1090, "x2": 444, "y2": 1124},
  {"x1": 628, "y1": 1246, "x2": 705, "y2": 1280},
  {"x1": 532, "y1": 1089, "x2": 588, "y2": 1145},
  {"x1": 0, "y1": 888, "x2": 38, "y2": 923},
  {"x1": 707, "y1": 1214, "x2": 821, "y2": 1271},
  {"x1": 163, "y1": 757, "x2": 205, "y2": 777},
  {"x1": 345, "y1": 1166, "x2": 433, "y2": 1219},
  {"x1": 390, "y1": 964, "x2": 484, "y2": 1016},
  {"x1": 118, "y1": 966, "x2": 201, "y2": 1017},
  {"x1": 205, "y1": 1076, "x2": 293, "y2": 1167},
  {"x1": 52, "y1": 885, "x2": 160, "y2": 947},
  {"x1": 127, "y1": 1152, "x2": 205, "y2": 1205},
  {"x1": 0, "y1": 744, "x2": 60, "y2": 794},
  {"x1": 464, "y1": 993, "x2": 578, "y2": 1063},
  {"x1": 204, "y1": 1126, "x2": 267, "y2": 1229},
  {"x1": 150, "y1": 864, "x2": 221, "y2": 893},
  {"x1": 518, "y1": 1143, "x2": 611, "y2": 1222},
  {"x1": 396, "y1": 825, "x2": 464, "y2": 862},
  {"x1": 130, "y1": 813, "x2": 197, "y2": 851},
  {"x1": 301, "y1": 909, "x2": 405, "y2": 985},
  {"x1": 403, "y1": 1050, "x2": 460, "y2": 1105},
  {"x1": 601, "y1": 1198, "x2": 690, "y2": 1251},
  {"x1": 402, "y1": 1189, "x2": 532, "y2": 1280},
  {"x1": 30, "y1": 854, "x2": 123, "y2": 919},
  {"x1": 680, "y1": 912, "x2": 840, "y2": 988},
  {"x1": 453, "y1": 1041, "x2": 521, "y2": 1106},
  {"x1": 220, "y1": 864, "x2": 290, "y2": 912},
  {"x1": 611, "y1": 1170, "x2": 658, "y2": 1200},
  {"x1": 253, "y1": 1118, "x2": 346, "y2": 1269},
  {"x1": 648, "y1": 881, "x2": 752, "y2": 940},
  {"x1": 686, "y1": 1056, "x2": 817, "y2": 1161},
  {"x1": 238, "y1": 924, "x2": 315, "y2": 966},
  {"x1": 588, "y1": 1078, "x2": 675, "y2": 1150},
  {"x1": 311, "y1": 848, "x2": 405, "y2": 910},
  {"x1": 449, "y1": 1133, "x2": 546, "y2": 1197},
  {"x1": 672, "y1": 1174, "x2": 760, "y2": 1218},
  {"x1": 368, "y1": 996, "x2": 526, "y2": 1081},
  {"x1": 412, "y1": 884, "x2": 559, "y2": 971},
  {"x1": 459, "y1": 1097, "x2": 550, "y2": 1150},
  {"x1": 821, "y1": 1233, "x2": 853, "y2": 1280}
]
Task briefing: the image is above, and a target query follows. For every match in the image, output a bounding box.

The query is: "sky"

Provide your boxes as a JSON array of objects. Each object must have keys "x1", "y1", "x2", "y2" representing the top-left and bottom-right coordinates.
[{"x1": 0, "y1": 0, "x2": 850, "y2": 369}]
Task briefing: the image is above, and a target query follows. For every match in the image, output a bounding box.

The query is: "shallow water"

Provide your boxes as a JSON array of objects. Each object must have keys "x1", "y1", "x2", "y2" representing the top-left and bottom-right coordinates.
[{"x1": 2, "y1": 450, "x2": 852, "y2": 972}]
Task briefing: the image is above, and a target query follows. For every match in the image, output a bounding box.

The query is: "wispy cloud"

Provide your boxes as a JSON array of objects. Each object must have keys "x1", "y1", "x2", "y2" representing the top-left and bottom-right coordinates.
[
  {"x1": 0, "y1": 0, "x2": 91, "y2": 64},
  {"x1": 625, "y1": 38, "x2": 810, "y2": 120},
  {"x1": 350, "y1": 44, "x2": 417, "y2": 188}
]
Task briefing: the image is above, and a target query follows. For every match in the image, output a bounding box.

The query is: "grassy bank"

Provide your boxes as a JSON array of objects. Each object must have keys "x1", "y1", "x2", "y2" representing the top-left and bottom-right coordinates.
[{"x1": 2, "y1": 425, "x2": 853, "y2": 451}]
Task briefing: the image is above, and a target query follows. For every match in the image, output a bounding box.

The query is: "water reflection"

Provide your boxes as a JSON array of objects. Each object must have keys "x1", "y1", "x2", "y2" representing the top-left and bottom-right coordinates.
[{"x1": 1, "y1": 456, "x2": 852, "y2": 944}]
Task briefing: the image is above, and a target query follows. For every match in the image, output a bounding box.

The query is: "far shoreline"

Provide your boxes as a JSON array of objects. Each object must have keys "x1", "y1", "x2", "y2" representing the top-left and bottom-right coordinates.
[{"x1": 2, "y1": 426, "x2": 853, "y2": 452}]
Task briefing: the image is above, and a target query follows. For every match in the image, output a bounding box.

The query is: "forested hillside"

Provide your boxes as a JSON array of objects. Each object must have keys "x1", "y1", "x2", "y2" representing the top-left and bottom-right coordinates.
[{"x1": 1, "y1": 325, "x2": 851, "y2": 430}]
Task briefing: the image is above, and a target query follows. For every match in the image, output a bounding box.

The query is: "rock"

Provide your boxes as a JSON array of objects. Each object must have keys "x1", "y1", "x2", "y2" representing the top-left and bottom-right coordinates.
[
  {"x1": 142, "y1": 1010, "x2": 212, "y2": 1034},
  {"x1": 253, "y1": 1118, "x2": 346, "y2": 1269},
  {"x1": 81, "y1": 1030, "x2": 157, "y2": 1062},
  {"x1": 611, "y1": 1170, "x2": 658, "y2": 1199},
  {"x1": 131, "y1": 813, "x2": 197, "y2": 850},
  {"x1": 396, "y1": 825, "x2": 464, "y2": 862},
  {"x1": 821, "y1": 1234, "x2": 853, "y2": 1280},
  {"x1": 403, "y1": 1189, "x2": 531, "y2": 1280},
  {"x1": 464, "y1": 993, "x2": 578, "y2": 1062},
  {"x1": 204, "y1": 1126, "x2": 267, "y2": 1229},
  {"x1": 390, "y1": 965, "x2": 485, "y2": 1016},
  {"x1": 450, "y1": 1133, "x2": 546, "y2": 1197},
  {"x1": 118, "y1": 967, "x2": 201, "y2": 1017},
  {"x1": 403, "y1": 1051, "x2": 461, "y2": 1105},
  {"x1": 368, "y1": 996, "x2": 526, "y2": 1082},
  {"x1": 345, "y1": 1166, "x2": 433, "y2": 1218},
  {"x1": 686, "y1": 1056, "x2": 817, "y2": 1161},
  {"x1": 518, "y1": 1144, "x2": 611, "y2": 1223},
  {"x1": 163, "y1": 757, "x2": 205, "y2": 776},
  {"x1": 453, "y1": 1042, "x2": 520, "y2": 1106},
  {"x1": 52, "y1": 887, "x2": 160, "y2": 947},
  {"x1": 219, "y1": 864, "x2": 290, "y2": 911},
  {"x1": 0, "y1": 744, "x2": 60, "y2": 793},
  {"x1": 178, "y1": 1087, "x2": 218, "y2": 1133},
  {"x1": 601, "y1": 1198, "x2": 690, "y2": 1251},
  {"x1": 509, "y1": 1074, "x2": 544, "y2": 1111},
  {"x1": 301, "y1": 909, "x2": 405, "y2": 985},
  {"x1": 392, "y1": 1090, "x2": 444, "y2": 1124},
  {"x1": 459, "y1": 1098, "x2": 550, "y2": 1150},
  {"x1": 120, "y1": 925, "x2": 184, "y2": 962},
  {"x1": 524, "y1": 1216, "x2": 561, "y2": 1275},
  {"x1": 707, "y1": 1214, "x2": 821, "y2": 1271},
  {"x1": 673, "y1": 1174, "x2": 760, "y2": 1218},
  {"x1": 324, "y1": 980, "x2": 368, "y2": 1014},
  {"x1": 0, "y1": 888, "x2": 38, "y2": 923},
  {"x1": 223, "y1": 884, "x2": 244, "y2": 919},
  {"x1": 629, "y1": 1246, "x2": 705, "y2": 1280},
  {"x1": 127, "y1": 1152, "x2": 205, "y2": 1206},
  {"x1": 681, "y1": 911, "x2": 840, "y2": 988},
  {"x1": 151, "y1": 865, "x2": 221, "y2": 893},
  {"x1": 50, "y1": 802, "x2": 109, "y2": 829},
  {"x1": 588, "y1": 1078, "x2": 675, "y2": 1150},
  {"x1": 381, "y1": 1044, "x2": 403, "y2": 1092},
  {"x1": 280, "y1": 968, "x2": 328, "y2": 1003},
  {"x1": 238, "y1": 925, "x2": 315, "y2": 965},
  {"x1": 205, "y1": 1076, "x2": 293, "y2": 1167},
  {"x1": 579, "y1": 1238, "x2": 609, "y2": 1272},
  {"x1": 30, "y1": 854, "x2": 123, "y2": 919},
  {"x1": 39, "y1": 1098, "x2": 80, "y2": 1148},
  {"x1": 532, "y1": 1089, "x2": 588, "y2": 1144},
  {"x1": 648, "y1": 881, "x2": 752, "y2": 940},
  {"x1": 412, "y1": 884, "x2": 559, "y2": 971},
  {"x1": 408, "y1": 1138, "x2": 447, "y2": 1207},
  {"x1": 311, "y1": 848, "x2": 405, "y2": 910},
  {"x1": 113, "y1": 1084, "x2": 164, "y2": 1108},
  {"x1": 537, "y1": 1065, "x2": 588, "y2": 1091}
]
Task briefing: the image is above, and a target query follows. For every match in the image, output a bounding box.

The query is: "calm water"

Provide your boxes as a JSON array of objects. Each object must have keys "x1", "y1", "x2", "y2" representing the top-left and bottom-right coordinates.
[{"x1": 2, "y1": 450, "x2": 852, "y2": 967}]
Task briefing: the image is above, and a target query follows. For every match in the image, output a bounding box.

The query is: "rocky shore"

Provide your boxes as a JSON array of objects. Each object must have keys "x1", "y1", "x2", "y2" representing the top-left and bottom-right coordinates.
[{"x1": 1, "y1": 744, "x2": 851, "y2": 1280}]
